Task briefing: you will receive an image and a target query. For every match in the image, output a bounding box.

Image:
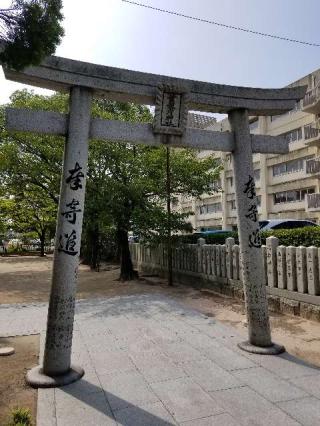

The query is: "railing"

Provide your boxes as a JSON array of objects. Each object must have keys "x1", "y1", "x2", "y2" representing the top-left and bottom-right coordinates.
[
  {"x1": 303, "y1": 84, "x2": 320, "y2": 108},
  {"x1": 307, "y1": 193, "x2": 320, "y2": 210},
  {"x1": 0, "y1": 244, "x2": 54, "y2": 254},
  {"x1": 306, "y1": 157, "x2": 320, "y2": 174},
  {"x1": 304, "y1": 123, "x2": 320, "y2": 141},
  {"x1": 130, "y1": 237, "x2": 320, "y2": 297}
]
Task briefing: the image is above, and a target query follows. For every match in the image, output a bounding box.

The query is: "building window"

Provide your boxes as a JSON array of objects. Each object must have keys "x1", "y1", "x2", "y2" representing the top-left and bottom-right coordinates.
[
  {"x1": 304, "y1": 124, "x2": 320, "y2": 140},
  {"x1": 272, "y1": 157, "x2": 309, "y2": 176},
  {"x1": 253, "y1": 169, "x2": 260, "y2": 181},
  {"x1": 249, "y1": 120, "x2": 258, "y2": 131},
  {"x1": 230, "y1": 200, "x2": 236, "y2": 210},
  {"x1": 257, "y1": 195, "x2": 261, "y2": 207},
  {"x1": 281, "y1": 127, "x2": 302, "y2": 143},
  {"x1": 210, "y1": 178, "x2": 222, "y2": 191},
  {"x1": 273, "y1": 187, "x2": 315, "y2": 204},
  {"x1": 199, "y1": 202, "x2": 222, "y2": 215},
  {"x1": 227, "y1": 176, "x2": 233, "y2": 187}
]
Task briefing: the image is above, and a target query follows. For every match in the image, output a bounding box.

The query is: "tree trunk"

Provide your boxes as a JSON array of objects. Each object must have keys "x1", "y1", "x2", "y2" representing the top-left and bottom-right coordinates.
[
  {"x1": 90, "y1": 226, "x2": 100, "y2": 271},
  {"x1": 39, "y1": 231, "x2": 45, "y2": 257},
  {"x1": 117, "y1": 227, "x2": 136, "y2": 281}
]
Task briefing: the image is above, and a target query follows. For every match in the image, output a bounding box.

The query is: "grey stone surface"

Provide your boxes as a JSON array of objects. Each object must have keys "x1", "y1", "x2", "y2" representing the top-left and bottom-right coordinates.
[
  {"x1": 277, "y1": 397, "x2": 320, "y2": 426},
  {"x1": 289, "y1": 373, "x2": 320, "y2": 399},
  {"x1": 252, "y1": 352, "x2": 320, "y2": 379},
  {"x1": 55, "y1": 389, "x2": 116, "y2": 426},
  {"x1": 211, "y1": 386, "x2": 301, "y2": 426},
  {"x1": 229, "y1": 109, "x2": 272, "y2": 349},
  {"x1": 6, "y1": 107, "x2": 292, "y2": 155},
  {"x1": 150, "y1": 377, "x2": 224, "y2": 423},
  {"x1": 181, "y1": 413, "x2": 239, "y2": 426},
  {"x1": 2, "y1": 293, "x2": 320, "y2": 426},
  {"x1": 201, "y1": 340, "x2": 256, "y2": 371},
  {"x1": 99, "y1": 370, "x2": 159, "y2": 411},
  {"x1": 181, "y1": 359, "x2": 241, "y2": 392},
  {"x1": 233, "y1": 367, "x2": 308, "y2": 402},
  {"x1": 2, "y1": 52, "x2": 306, "y2": 114},
  {"x1": 113, "y1": 402, "x2": 177, "y2": 426},
  {"x1": 41, "y1": 86, "x2": 93, "y2": 379}
]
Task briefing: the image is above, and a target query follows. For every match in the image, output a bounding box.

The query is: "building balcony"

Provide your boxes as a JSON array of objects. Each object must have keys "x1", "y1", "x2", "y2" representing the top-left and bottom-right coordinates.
[
  {"x1": 306, "y1": 193, "x2": 320, "y2": 211},
  {"x1": 302, "y1": 85, "x2": 320, "y2": 114},
  {"x1": 304, "y1": 122, "x2": 320, "y2": 146},
  {"x1": 306, "y1": 157, "x2": 320, "y2": 174}
]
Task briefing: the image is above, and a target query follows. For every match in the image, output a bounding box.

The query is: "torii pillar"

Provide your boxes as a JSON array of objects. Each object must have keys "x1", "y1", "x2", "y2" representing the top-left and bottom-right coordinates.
[
  {"x1": 229, "y1": 109, "x2": 283, "y2": 353},
  {"x1": 1, "y1": 52, "x2": 306, "y2": 386}
]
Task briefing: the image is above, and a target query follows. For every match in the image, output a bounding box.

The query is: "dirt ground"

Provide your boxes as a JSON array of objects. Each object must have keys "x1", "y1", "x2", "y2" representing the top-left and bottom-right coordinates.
[
  {"x1": 0, "y1": 255, "x2": 319, "y2": 423},
  {"x1": 0, "y1": 335, "x2": 39, "y2": 425}
]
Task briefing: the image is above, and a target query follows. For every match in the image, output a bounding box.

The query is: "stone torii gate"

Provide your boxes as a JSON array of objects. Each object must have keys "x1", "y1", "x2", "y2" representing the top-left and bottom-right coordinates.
[{"x1": 1, "y1": 54, "x2": 306, "y2": 387}]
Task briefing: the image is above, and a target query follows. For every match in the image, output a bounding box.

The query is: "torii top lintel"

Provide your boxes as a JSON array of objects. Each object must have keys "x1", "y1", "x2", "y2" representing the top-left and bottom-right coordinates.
[{"x1": 2, "y1": 54, "x2": 306, "y2": 115}]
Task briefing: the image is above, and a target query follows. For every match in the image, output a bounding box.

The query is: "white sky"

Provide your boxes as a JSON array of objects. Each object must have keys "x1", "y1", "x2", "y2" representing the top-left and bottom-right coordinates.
[{"x1": 1, "y1": 0, "x2": 320, "y2": 103}]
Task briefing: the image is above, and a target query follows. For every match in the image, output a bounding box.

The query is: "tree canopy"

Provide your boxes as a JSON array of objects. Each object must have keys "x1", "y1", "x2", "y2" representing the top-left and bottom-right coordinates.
[
  {"x1": 0, "y1": 0, "x2": 64, "y2": 70},
  {"x1": 0, "y1": 89, "x2": 221, "y2": 279}
]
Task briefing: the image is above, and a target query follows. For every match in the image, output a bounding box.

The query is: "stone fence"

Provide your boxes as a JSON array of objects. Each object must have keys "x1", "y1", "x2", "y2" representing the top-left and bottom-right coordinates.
[{"x1": 130, "y1": 237, "x2": 320, "y2": 322}]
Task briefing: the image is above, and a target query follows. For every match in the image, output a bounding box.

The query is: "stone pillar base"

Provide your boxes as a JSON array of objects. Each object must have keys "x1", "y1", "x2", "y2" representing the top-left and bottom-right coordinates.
[
  {"x1": 238, "y1": 341, "x2": 285, "y2": 355},
  {"x1": 26, "y1": 364, "x2": 84, "y2": 388},
  {"x1": 0, "y1": 346, "x2": 15, "y2": 356}
]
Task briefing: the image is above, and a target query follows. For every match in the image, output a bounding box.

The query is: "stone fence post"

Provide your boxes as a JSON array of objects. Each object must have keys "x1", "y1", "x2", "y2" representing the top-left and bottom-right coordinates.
[
  {"x1": 226, "y1": 237, "x2": 235, "y2": 279},
  {"x1": 266, "y1": 236, "x2": 279, "y2": 288},
  {"x1": 197, "y1": 238, "x2": 205, "y2": 273}
]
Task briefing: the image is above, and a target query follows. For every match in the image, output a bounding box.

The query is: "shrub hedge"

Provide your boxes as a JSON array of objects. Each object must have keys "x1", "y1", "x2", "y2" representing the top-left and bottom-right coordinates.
[{"x1": 176, "y1": 227, "x2": 320, "y2": 247}]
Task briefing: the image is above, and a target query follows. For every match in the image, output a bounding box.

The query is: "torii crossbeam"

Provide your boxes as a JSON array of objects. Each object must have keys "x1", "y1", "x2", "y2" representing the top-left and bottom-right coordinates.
[{"x1": 1, "y1": 53, "x2": 306, "y2": 388}]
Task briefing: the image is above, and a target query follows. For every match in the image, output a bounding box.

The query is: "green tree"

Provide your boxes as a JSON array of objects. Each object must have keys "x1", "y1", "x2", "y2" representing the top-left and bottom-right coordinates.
[
  {"x1": 0, "y1": 189, "x2": 56, "y2": 255},
  {"x1": 84, "y1": 132, "x2": 220, "y2": 280},
  {"x1": 0, "y1": 0, "x2": 64, "y2": 70},
  {"x1": 0, "y1": 90, "x2": 221, "y2": 281},
  {"x1": 0, "y1": 90, "x2": 66, "y2": 255}
]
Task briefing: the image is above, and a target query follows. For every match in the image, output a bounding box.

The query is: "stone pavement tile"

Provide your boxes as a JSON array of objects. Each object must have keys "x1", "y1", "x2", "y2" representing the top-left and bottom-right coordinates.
[
  {"x1": 150, "y1": 377, "x2": 224, "y2": 423},
  {"x1": 160, "y1": 342, "x2": 205, "y2": 363},
  {"x1": 253, "y1": 352, "x2": 320, "y2": 380},
  {"x1": 84, "y1": 339, "x2": 126, "y2": 354},
  {"x1": 37, "y1": 389, "x2": 56, "y2": 426},
  {"x1": 181, "y1": 413, "x2": 239, "y2": 426},
  {"x1": 201, "y1": 341, "x2": 256, "y2": 371},
  {"x1": 233, "y1": 367, "x2": 308, "y2": 402},
  {"x1": 180, "y1": 331, "x2": 219, "y2": 350},
  {"x1": 120, "y1": 336, "x2": 158, "y2": 354},
  {"x1": 278, "y1": 396, "x2": 320, "y2": 426},
  {"x1": 146, "y1": 326, "x2": 184, "y2": 345},
  {"x1": 90, "y1": 351, "x2": 136, "y2": 375},
  {"x1": 113, "y1": 401, "x2": 177, "y2": 426},
  {"x1": 132, "y1": 355, "x2": 187, "y2": 384},
  {"x1": 55, "y1": 389, "x2": 116, "y2": 426},
  {"x1": 175, "y1": 311, "x2": 214, "y2": 326},
  {"x1": 57, "y1": 371, "x2": 103, "y2": 398},
  {"x1": 195, "y1": 323, "x2": 241, "y2": 339},
  {"x1": 129, "y1": 351, "x2": 170, "y2": 366},
  {"x1": 181, "y1": 359, "x2": 242, "y2": 392},
  {"x1": 159, "y1": 319, "x2": 199, "y2": 336},
  {"x1": 289, "y1": 373, "x2": 320, "y2": 399},
  {"x1": 100, "y1": 370, "x2": 159, "y2": 411},
  {"x1": 210, "y1": 386, "x2": 301, "y2": 426}
]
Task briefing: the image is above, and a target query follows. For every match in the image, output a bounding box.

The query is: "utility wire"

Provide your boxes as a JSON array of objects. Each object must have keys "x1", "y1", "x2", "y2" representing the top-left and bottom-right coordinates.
[{"x1": 121, "y1": 0, "x2": 320, "y2": 48}]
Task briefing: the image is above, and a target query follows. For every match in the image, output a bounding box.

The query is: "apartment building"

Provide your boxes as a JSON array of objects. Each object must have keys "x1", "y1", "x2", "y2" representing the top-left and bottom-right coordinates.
[{"x1": 179, "y1": 68, "x2": 320, "y2": 231}]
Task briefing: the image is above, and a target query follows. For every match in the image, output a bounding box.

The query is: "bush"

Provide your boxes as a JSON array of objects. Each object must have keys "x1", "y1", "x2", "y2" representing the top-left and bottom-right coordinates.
[
  {"x1": 261, "y1": 227, "x2": 320, "y2": 247},
  {"x1": 175, "y1": 227, "x2": 320, "y2": 247}
]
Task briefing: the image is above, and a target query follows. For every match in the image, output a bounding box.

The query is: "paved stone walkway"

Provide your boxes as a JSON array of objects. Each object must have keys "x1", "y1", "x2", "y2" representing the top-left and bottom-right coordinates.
[{"x1": 2, "y1": 294, "x2": 320, "y2": 425}]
